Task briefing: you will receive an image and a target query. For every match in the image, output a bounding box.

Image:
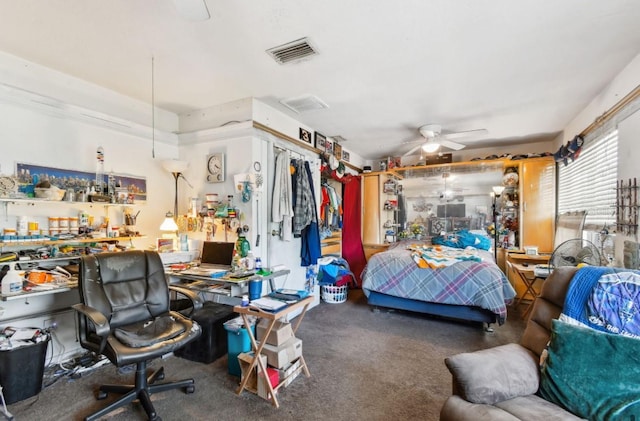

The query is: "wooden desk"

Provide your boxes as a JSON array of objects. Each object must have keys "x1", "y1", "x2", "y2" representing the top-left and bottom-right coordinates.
[
  {"x1": 233, "y1": 296, "x2": 313, "y2": 408},
  {"x1": 509, "y1": 262, "x2": 547, "y2": 319}
]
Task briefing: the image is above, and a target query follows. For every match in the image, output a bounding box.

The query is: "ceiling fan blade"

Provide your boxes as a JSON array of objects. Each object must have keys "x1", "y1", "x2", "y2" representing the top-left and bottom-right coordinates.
[
  {"x1": 441, "y1": 128, "x2": 488, "y2": 141},
  {"x1": 439, "y1": 139, "x2": 466, "y2": 150},
  {"x1": 173, "y1": 0, "x2": 210, "y2": 21},
  {"x1": 403, "y1": 144, "x2": 424, "y2": 156}
]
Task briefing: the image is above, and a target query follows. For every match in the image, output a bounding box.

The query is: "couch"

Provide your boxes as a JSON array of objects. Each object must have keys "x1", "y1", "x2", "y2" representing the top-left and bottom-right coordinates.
[{"x1": 440, "y1": 266, "x2": 585, "y2": 420}]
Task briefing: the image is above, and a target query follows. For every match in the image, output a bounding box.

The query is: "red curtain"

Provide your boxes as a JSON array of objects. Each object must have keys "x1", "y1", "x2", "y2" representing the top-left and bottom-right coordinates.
[{"x1": 342, "y1": 176, "x2": 367, "y2": 287}]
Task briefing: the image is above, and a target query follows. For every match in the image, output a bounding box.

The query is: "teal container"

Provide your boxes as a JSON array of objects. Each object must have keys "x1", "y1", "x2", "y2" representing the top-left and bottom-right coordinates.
[{"x1": 223, "y1": 319, "x2": 255, "y2": 376}]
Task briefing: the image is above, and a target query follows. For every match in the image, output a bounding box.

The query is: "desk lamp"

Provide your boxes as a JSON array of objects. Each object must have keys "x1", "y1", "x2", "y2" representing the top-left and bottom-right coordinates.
[
  {"x1": 492, "y1": 185, "x2": 505, "y2": 261},
  {"x1": 159, "y1": 211, "x2": 179, "y2": 251}
]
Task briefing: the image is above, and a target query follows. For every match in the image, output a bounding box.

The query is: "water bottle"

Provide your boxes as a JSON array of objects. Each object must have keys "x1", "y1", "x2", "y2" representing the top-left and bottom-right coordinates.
[{"x1": 255, "y1": 257, "x2": 262, "y2": 272}]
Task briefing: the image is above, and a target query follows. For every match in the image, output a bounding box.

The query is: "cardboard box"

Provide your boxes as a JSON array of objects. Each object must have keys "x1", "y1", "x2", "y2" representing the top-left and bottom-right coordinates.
[
  {"x1": 256, "y1": 319, "x2": 294, "y2": 346},
  {"x1": 261, "y1": 337, "x2": 302, "y2": 369},
  {"x1": 237, "y1": 352, "x2": 265, "y2": 393},
  {"x1": 257, "y1": 366, "x2": 279, "y2": 400},
  {"x1": 277, "y1": 357, "x2": 302, "y2": 388}
]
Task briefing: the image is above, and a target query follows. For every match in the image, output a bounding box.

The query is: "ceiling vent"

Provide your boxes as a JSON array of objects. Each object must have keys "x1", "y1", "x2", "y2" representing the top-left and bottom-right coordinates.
[
  {"x1": 280, "y1": 94, "x2": 329, "y2": 114},
  {"x1": 331, "y1": 135, "x2": 347, "y2": 143},
  {"x1": 267, "y1": 37, "x2": 319, "y2": 65}
]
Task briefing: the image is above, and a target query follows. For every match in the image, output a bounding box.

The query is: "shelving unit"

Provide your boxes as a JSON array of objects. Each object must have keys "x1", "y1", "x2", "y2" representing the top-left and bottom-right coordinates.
[{"x1": 382, "y1": 177, "x2": 400, "y2": 243}]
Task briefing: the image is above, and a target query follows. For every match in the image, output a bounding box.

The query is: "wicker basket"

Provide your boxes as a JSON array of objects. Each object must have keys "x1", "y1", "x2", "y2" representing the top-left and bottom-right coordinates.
[{"x1": 321, "y1": 284, "x2": 348, "y2": 304}]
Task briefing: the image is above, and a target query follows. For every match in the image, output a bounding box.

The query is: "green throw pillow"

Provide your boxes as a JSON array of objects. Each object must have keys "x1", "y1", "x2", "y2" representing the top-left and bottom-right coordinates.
[{"x1": 539, "y1": 320, "x2": 640, "y2": 420}]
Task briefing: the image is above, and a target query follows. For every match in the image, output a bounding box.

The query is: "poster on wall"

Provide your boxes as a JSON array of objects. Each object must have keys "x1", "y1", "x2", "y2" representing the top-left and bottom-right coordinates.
[
  {"x1": 299, "y1": 128, "x2": 313, "y2": 146},
  {"x1": 16, "y1": 163, "x2": 147, "y2": 202}
]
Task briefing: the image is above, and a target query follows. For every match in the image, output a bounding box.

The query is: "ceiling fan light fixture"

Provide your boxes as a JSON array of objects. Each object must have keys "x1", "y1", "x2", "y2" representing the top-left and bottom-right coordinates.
[{"x1": 422, "y1": 142, "x2": 440, "y2": 153}]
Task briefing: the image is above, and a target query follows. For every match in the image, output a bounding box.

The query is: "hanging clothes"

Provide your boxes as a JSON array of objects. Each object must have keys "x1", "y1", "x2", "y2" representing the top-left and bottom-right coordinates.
[
  {"x1": 293, "y1": 159, "x2": 316, "y2": 236},
  {"x1": 272, "y1": 150, "x2": 294, "y2": 241},
  {"x1": 300, "y1": 161, "x2": 322, "y2": 266}
]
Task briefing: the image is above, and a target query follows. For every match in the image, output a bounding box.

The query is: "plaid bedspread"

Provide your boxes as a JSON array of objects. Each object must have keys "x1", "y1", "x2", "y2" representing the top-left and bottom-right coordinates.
[{"x1": 362, "y1": 243, "x2": 516, "y2": 324}]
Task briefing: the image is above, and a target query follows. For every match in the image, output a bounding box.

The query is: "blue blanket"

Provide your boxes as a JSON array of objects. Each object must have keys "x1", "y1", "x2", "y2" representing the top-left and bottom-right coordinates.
[{"x1": 562, "y1": 267, "x2": 640, "y2": 338}]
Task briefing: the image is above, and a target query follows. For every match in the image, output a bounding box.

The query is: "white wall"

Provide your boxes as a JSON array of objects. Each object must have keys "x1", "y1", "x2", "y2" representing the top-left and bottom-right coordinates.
[{"x1": 0, "y1": 52, "x2": 181, "y2": 363}]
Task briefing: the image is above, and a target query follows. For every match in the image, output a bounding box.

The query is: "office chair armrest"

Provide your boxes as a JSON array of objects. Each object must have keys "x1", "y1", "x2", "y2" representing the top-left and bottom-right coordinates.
[
  {"x1": 72, "y1": 303, "x2": 111, "y2": 337},
  {"x1": 169, "y1": 285, "x2": 204, "y2": 316}
]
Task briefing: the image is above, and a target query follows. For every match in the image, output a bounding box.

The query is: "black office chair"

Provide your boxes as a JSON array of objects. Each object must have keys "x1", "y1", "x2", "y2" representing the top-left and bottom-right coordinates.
[{"x1": 73, "y1": 250, "x2": 202, "y2": 421}]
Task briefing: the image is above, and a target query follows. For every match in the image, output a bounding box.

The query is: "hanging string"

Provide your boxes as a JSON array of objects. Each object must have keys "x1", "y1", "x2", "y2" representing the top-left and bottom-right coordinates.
[{"x1": 151, "y1": 56, "x2": 155, "y2": 158}]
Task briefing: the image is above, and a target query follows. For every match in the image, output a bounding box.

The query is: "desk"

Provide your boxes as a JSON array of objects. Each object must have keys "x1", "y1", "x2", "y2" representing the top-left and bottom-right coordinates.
[
  {"x1": 167, "y1": 269, "x2": 291, "y2": 306},
  {"x1": 509, "y1": 262, "x2": 547, "y2": 319},
  {"x1": 234, "y1": 296, "x2": 313, "y2": 408}
]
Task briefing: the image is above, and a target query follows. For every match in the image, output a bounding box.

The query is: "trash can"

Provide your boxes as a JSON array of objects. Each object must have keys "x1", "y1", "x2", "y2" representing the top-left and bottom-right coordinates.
[
  {"x1": 174, "y1": 302, "x2": 236, "y2": 364},
  {"x1": 223, "y1": 317, "x2": 255, "y2": 376},
  {"x1": 0, "y1": 336, "x2": 49, "y2": 404}
]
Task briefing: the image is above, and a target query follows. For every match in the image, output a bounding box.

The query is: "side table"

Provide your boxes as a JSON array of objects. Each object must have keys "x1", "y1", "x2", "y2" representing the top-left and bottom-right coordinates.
[
  {"x1": 509, "y1": 262, "x2": 547, "y2": 319},
  {"x1": 233, "y1": 296, "x2": 313, "y2": 408}
]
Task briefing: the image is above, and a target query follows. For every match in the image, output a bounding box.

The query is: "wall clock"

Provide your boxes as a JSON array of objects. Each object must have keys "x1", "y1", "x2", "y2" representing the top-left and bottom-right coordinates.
[{"x1": 207, "y1": 153, "x2": 225, "y2": 183}]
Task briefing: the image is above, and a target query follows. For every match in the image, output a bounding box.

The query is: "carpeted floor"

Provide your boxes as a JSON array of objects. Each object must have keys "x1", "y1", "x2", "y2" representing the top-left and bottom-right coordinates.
[{"x1": 7, "y1": 290, "x2": 527, "y2": 421}]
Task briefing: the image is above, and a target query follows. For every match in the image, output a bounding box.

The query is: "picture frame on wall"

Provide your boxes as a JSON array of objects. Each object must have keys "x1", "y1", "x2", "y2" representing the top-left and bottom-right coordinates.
[
  {"x1": 314, "y1": 132, "x2": 327, "y2": 150},
  {"x1": 334, "y1": 143, "x2": 343, "y2": 160},
  {"x1": 342, "y1": 150, "x2": 350, "y2": 162},
  {"x1": 299, "y1": 128, "x2": 313, "y2": 145},
  {"x1": 324, "y1": 138, "x2": 334, "y2": 154}
]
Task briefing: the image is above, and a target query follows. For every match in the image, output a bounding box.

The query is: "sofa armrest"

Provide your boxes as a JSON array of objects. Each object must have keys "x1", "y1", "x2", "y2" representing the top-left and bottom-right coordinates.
[{"x1": 444, "y1": 343, "x2": 540, "y2": 405}]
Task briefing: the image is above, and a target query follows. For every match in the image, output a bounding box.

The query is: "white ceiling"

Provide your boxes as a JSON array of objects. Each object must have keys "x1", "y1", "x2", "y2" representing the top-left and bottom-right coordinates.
[{"x1": 1, "y1": 0, "x2": 639, "y2": 160}]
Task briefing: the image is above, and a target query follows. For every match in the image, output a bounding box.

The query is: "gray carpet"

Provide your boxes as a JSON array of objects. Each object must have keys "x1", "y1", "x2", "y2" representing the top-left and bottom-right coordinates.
[{"x1": 7, "y1": 290, "x2": 527, "y2": 421}]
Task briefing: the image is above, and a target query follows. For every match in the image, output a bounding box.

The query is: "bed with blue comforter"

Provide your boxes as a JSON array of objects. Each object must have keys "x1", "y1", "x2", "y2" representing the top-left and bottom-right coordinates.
[{"x1": 362, "y1": 240, "x2": 516, "y2": 326}]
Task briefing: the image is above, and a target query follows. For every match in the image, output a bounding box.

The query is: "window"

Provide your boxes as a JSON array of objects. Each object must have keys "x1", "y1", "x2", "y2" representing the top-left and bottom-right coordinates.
[{"x1": 558, "y1": 129, "x2": 618, "y2": 231}]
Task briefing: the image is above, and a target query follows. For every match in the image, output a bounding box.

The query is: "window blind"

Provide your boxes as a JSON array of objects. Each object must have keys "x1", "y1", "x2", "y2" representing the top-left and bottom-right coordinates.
[{"x1": 557, "y1": 130, "x2": 618, "y2": 230}]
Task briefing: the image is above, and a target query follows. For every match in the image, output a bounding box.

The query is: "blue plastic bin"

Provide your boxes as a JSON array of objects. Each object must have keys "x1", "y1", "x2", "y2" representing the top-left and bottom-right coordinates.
[{"x1": 224, "y1": 318, "x2": 255, "y2": 376}]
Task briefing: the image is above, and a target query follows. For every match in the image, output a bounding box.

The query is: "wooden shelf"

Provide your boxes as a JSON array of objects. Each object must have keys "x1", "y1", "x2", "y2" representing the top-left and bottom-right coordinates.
[{"x1": 0, "y1": 235, "x2": 144, "y2": 248}]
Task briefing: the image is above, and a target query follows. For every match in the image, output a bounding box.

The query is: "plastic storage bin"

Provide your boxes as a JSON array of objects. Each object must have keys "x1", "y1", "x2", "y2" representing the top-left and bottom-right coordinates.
[
  {"x1": 224, "y1": 317, "x2": 256, "y2": 376},
  {"x1": 0, "y1": 337, "x2": 49, "y2": 404},
  {"x1": 174, "y1": 302, "x2": 236, "y2": 363}
]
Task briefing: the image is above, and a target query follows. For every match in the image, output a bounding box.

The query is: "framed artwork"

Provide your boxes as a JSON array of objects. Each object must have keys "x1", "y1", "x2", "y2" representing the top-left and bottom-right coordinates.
[
  {"x1": 334, "y1": 143, "x2": 343, "y2": 160},
  {"x1": 314, "y1": 132, "x2": 327, "y2": 150},
  {"x1": 16, "y1": 162, "x2": 147, "y2": 202},
  {"x1": 324, "y1": 138, "x2": 334, "y2": 154},
  {"x1": 342, "y1": 150, "x2": 350, "y2": 162},
  {"x1": 299, "y1": 128, "x2": 313, "y2": 145},
  {"x1": 157, "y1": 238, "x2": 175, "y2": 253}
]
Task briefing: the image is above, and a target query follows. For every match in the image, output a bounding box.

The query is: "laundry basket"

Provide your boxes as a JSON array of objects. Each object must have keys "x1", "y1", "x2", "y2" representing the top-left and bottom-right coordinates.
[{"x1": 321, "y1": 284, "x2": 348, "y2": 304}]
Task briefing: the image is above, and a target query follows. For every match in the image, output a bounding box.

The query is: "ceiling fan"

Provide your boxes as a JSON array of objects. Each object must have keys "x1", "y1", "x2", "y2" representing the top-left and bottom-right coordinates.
[{"x1": 402, "y1": 124, "x2": 488, "y2": 156}]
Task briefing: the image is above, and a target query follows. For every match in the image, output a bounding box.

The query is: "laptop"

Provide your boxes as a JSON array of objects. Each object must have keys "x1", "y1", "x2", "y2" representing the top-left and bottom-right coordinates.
[{"x1": 199, "y1": 241, "x2": 235, "y2": 270}]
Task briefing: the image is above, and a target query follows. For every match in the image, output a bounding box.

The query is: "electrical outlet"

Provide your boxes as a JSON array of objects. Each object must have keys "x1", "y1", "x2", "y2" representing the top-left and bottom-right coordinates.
[{"x1": 44, "y1": 318, "x2": 57, "y2": 330}]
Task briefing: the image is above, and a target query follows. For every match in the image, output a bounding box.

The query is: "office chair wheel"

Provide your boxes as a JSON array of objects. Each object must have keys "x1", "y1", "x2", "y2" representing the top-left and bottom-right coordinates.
[
  {"x1": 156, "y1": 372, "x2": 165, "y2": 381},
  {"x1": 97, "y1": 390, "x2": 108, "y2": 400},
  {"x1": 184, "y1": 385, "x2": 195, "y2": 394}
]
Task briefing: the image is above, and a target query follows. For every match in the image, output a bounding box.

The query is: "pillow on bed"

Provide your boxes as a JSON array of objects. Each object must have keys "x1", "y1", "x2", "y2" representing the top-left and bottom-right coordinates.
[{"x1": 432, "y1": 230, "x2": 491, "y2": 250}]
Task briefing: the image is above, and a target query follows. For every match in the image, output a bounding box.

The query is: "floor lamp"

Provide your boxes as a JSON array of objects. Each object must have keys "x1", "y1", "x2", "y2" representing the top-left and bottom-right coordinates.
[
  {"x1": 162, "y1": 159, "x2": 190, "y2": 219},
  {"x1": 492, "y1": 185, "x2": 505, "y2": 261}
]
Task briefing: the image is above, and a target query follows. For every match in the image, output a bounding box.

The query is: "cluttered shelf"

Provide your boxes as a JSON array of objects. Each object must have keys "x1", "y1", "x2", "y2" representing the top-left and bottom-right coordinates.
[{"x1": 0, "y1": 235, "x2": 145, "y2": 248}]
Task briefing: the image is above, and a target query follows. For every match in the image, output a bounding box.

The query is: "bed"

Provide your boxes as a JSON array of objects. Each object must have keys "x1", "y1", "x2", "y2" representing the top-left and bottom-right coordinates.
[{"x1": 362, "y1": 239, "x2": 516, "y2": 327}]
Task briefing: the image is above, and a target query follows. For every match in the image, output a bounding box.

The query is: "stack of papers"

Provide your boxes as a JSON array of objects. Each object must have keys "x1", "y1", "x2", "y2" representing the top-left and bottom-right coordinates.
[{"x1": 250, "y1": 297, "x2": 288, "y2": 311}]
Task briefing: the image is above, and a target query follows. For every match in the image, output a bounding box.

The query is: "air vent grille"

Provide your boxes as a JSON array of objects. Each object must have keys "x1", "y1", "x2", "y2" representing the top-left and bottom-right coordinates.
[
  {"x1": 331, "y1": 135, "x2": 347, "y2": 143},
  {"x1": 280, "y1": 94, "x2": 329, "y2": 114},
  {"x1": 267, "y1": 37, "x2": 318, "y2": 65}
]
